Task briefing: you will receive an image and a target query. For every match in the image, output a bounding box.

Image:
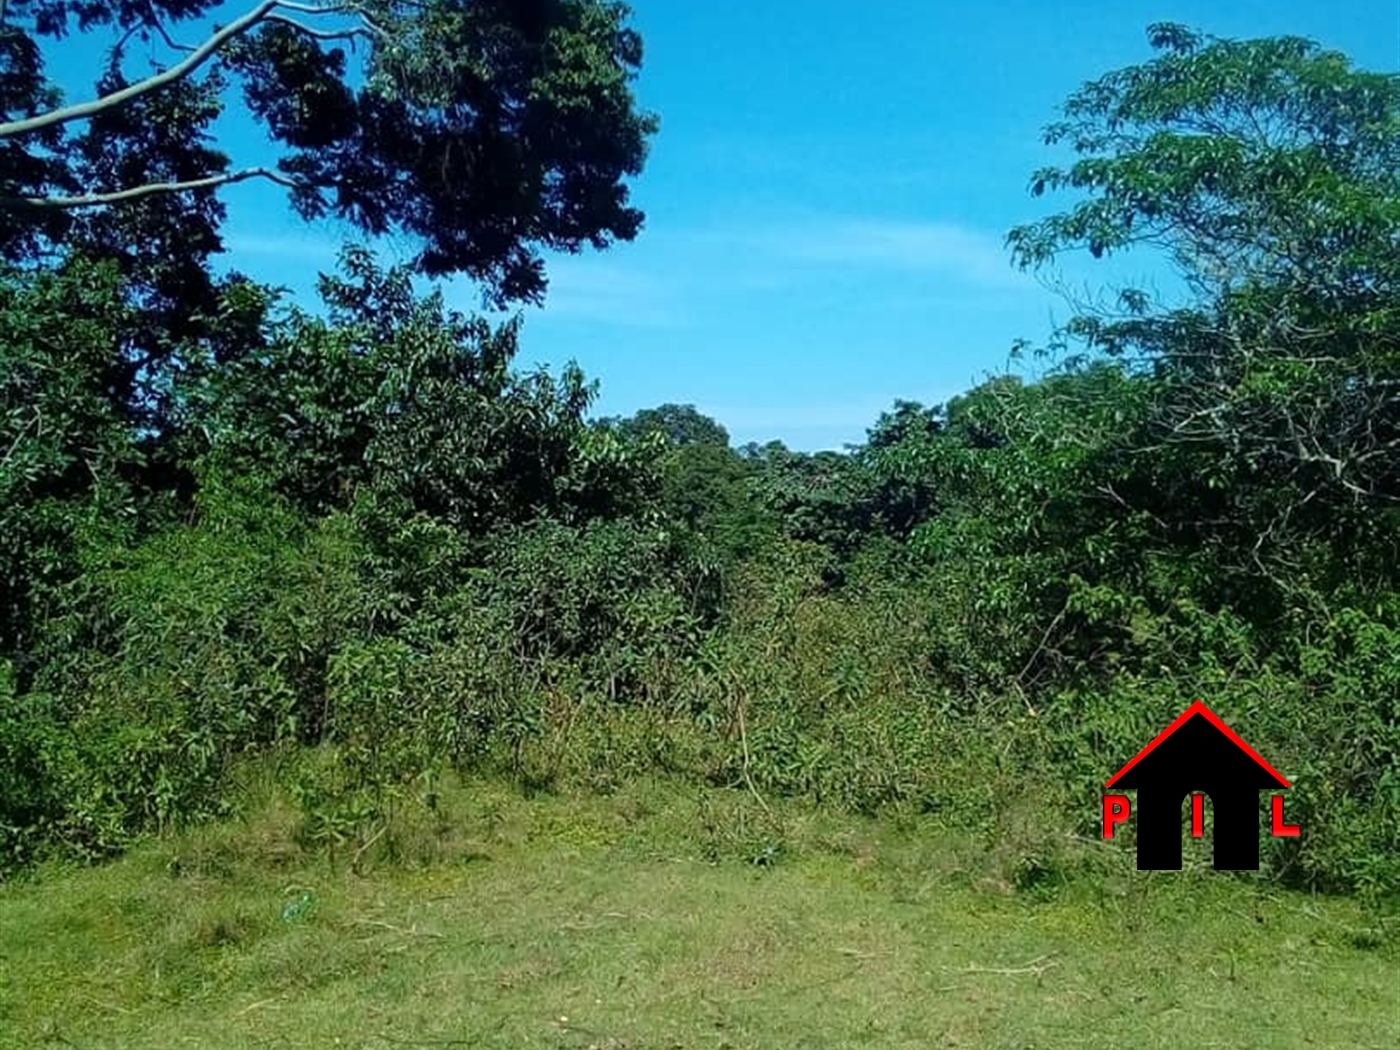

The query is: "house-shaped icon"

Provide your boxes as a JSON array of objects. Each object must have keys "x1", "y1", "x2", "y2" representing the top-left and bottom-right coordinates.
[{"x1": 1106, "y1": 701, "x2": 1291, "y2": 870}]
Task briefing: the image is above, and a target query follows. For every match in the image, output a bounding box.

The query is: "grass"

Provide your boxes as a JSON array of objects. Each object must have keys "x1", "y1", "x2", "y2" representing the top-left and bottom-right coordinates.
[{"x1": 1, "y1": 775, "x2": 1397, "y2": 1050}]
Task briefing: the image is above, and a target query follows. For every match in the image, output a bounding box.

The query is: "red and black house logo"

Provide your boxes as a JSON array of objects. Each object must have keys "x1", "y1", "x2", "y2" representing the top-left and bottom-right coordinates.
[{"x1": 1102, "y1": 701, "x2": 1300, "y2": 870}]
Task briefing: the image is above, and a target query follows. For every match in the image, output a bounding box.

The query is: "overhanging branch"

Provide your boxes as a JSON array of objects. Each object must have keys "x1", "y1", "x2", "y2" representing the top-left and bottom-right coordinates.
[
  {"x1": 0, "y1": 0, "x2": 279, "y2": 139},
  {"x1": 0, "y1": 0, "x2": 378, "y2": 140},
  {"x1": 0, "y1": 166, "x2": 303, "y2": 209},
  {"x1": 264, "y1": 12, "x2": 383, "y2": 42}
]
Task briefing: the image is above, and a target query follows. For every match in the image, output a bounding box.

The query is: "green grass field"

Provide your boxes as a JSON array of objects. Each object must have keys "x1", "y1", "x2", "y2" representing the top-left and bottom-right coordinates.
[{"x1": 2, "y1": 777, "x2": 1397, "y2": 1050}]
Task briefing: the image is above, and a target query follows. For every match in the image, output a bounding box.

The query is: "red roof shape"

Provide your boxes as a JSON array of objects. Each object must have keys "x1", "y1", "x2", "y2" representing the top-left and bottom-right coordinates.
[{"x1": 1105, "y1": 700, "x2": 1291, "y2": 789}]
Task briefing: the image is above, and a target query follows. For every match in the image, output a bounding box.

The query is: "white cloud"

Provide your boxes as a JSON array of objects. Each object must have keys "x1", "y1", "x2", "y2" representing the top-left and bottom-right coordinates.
[
  {"x1": 219, "y1": 214, "x2": 1034, "y2": 330},
  {"x1": 523, "y1": 216, "x2": 1032, "y2": 328},
  {"x1": 524, "y1": 258, "x2": 690, "y2": 329},
  {"x1": 758, "y1": 219, "x2": 1028, "y2": 288}
]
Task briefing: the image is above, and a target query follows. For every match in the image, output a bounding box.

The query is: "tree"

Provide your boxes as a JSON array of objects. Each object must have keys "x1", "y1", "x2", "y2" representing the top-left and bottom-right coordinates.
[
  {"x1": 0, "y1": 256, "x2": 144, "y2": 686},
  {"x1": 0, "y1": 0, "x2": 658, "y2": 305},
  {"x1": 189, "y1": 246, "x2": 649, "y2": 532},
  {"x1": 602, "y1": 404, "x2": 778, "y2": 567},
  {"x1": 1008, "y1": 24, "x2": 1400, "y2": 566},
  {"x1": 612, "y1": 403, "x2": 731, "y2": 448}
]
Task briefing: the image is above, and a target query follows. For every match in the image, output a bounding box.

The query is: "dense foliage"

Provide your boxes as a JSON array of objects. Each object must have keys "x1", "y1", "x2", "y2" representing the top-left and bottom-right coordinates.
[
  {"x1": 2, "y1": 22, "x2": 1397, "y2": 905},
  {"x1": 1, "y1": 0, "x2": 656, "y2": 310}
]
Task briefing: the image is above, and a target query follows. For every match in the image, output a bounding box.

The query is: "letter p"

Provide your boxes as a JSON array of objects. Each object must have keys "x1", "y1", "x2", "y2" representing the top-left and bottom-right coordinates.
[{"x1": 1103, "y1": 794, "x2": 1131, "y2": 839}]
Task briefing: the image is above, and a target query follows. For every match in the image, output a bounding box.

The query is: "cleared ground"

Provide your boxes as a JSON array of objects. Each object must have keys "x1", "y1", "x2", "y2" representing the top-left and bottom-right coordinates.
[{"x1": 2, "y1": 778, "x2": 1396, "y2": 1049}]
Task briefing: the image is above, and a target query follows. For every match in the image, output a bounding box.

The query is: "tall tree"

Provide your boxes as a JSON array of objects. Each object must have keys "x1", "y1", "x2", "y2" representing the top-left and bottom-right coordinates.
[{"x1": 1008, "y1": 24, "x2": 1400, "y2": 566}]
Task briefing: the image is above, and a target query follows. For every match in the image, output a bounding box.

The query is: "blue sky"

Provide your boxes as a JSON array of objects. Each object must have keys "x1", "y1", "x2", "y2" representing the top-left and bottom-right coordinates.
[{"x1": 51, "y1": 1, "x2": 1400, "y2": 448}]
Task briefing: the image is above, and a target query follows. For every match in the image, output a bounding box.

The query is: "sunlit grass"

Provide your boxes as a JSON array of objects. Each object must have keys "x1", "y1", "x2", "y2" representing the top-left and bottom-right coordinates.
[{"x1": 2, "y1": 775, "x2": 1396, "y2": 1050}]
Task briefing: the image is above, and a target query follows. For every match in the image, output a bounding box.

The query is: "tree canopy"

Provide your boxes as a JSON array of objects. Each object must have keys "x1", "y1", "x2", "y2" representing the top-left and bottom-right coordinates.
[
  {"x1": 1009, "y1": 23, "x2": 1400, "y2": 555},
  {"x1": 0, "y1": 0, "x2": 658, "y2": 304}
]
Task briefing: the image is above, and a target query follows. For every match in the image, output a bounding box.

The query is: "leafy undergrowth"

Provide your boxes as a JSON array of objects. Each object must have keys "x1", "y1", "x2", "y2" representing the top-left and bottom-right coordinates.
[{"x1": 1, "y1": 776, "x2": 1396, "y2": 1050}]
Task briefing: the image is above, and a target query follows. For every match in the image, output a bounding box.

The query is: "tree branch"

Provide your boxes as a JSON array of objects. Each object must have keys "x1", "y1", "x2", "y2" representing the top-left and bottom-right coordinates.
[
  {"x1": 108, "y1": 16, "x2": 198, "y2": 74},
  {"x1": 147, "y1": 18, "x2": 199, "y2": 55},
  {"x1": 0, "y1": 0, "x2": 379, "y2": 140},
  {"x1": 0, "y1": 166, "x2": 302, "y2": 209},
  {"x1": 0, "y1": 0, "x2": 280, "y2": 139},
  {"x1": 264, "y1": 12, "x2": 382, "y2": 43}
]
